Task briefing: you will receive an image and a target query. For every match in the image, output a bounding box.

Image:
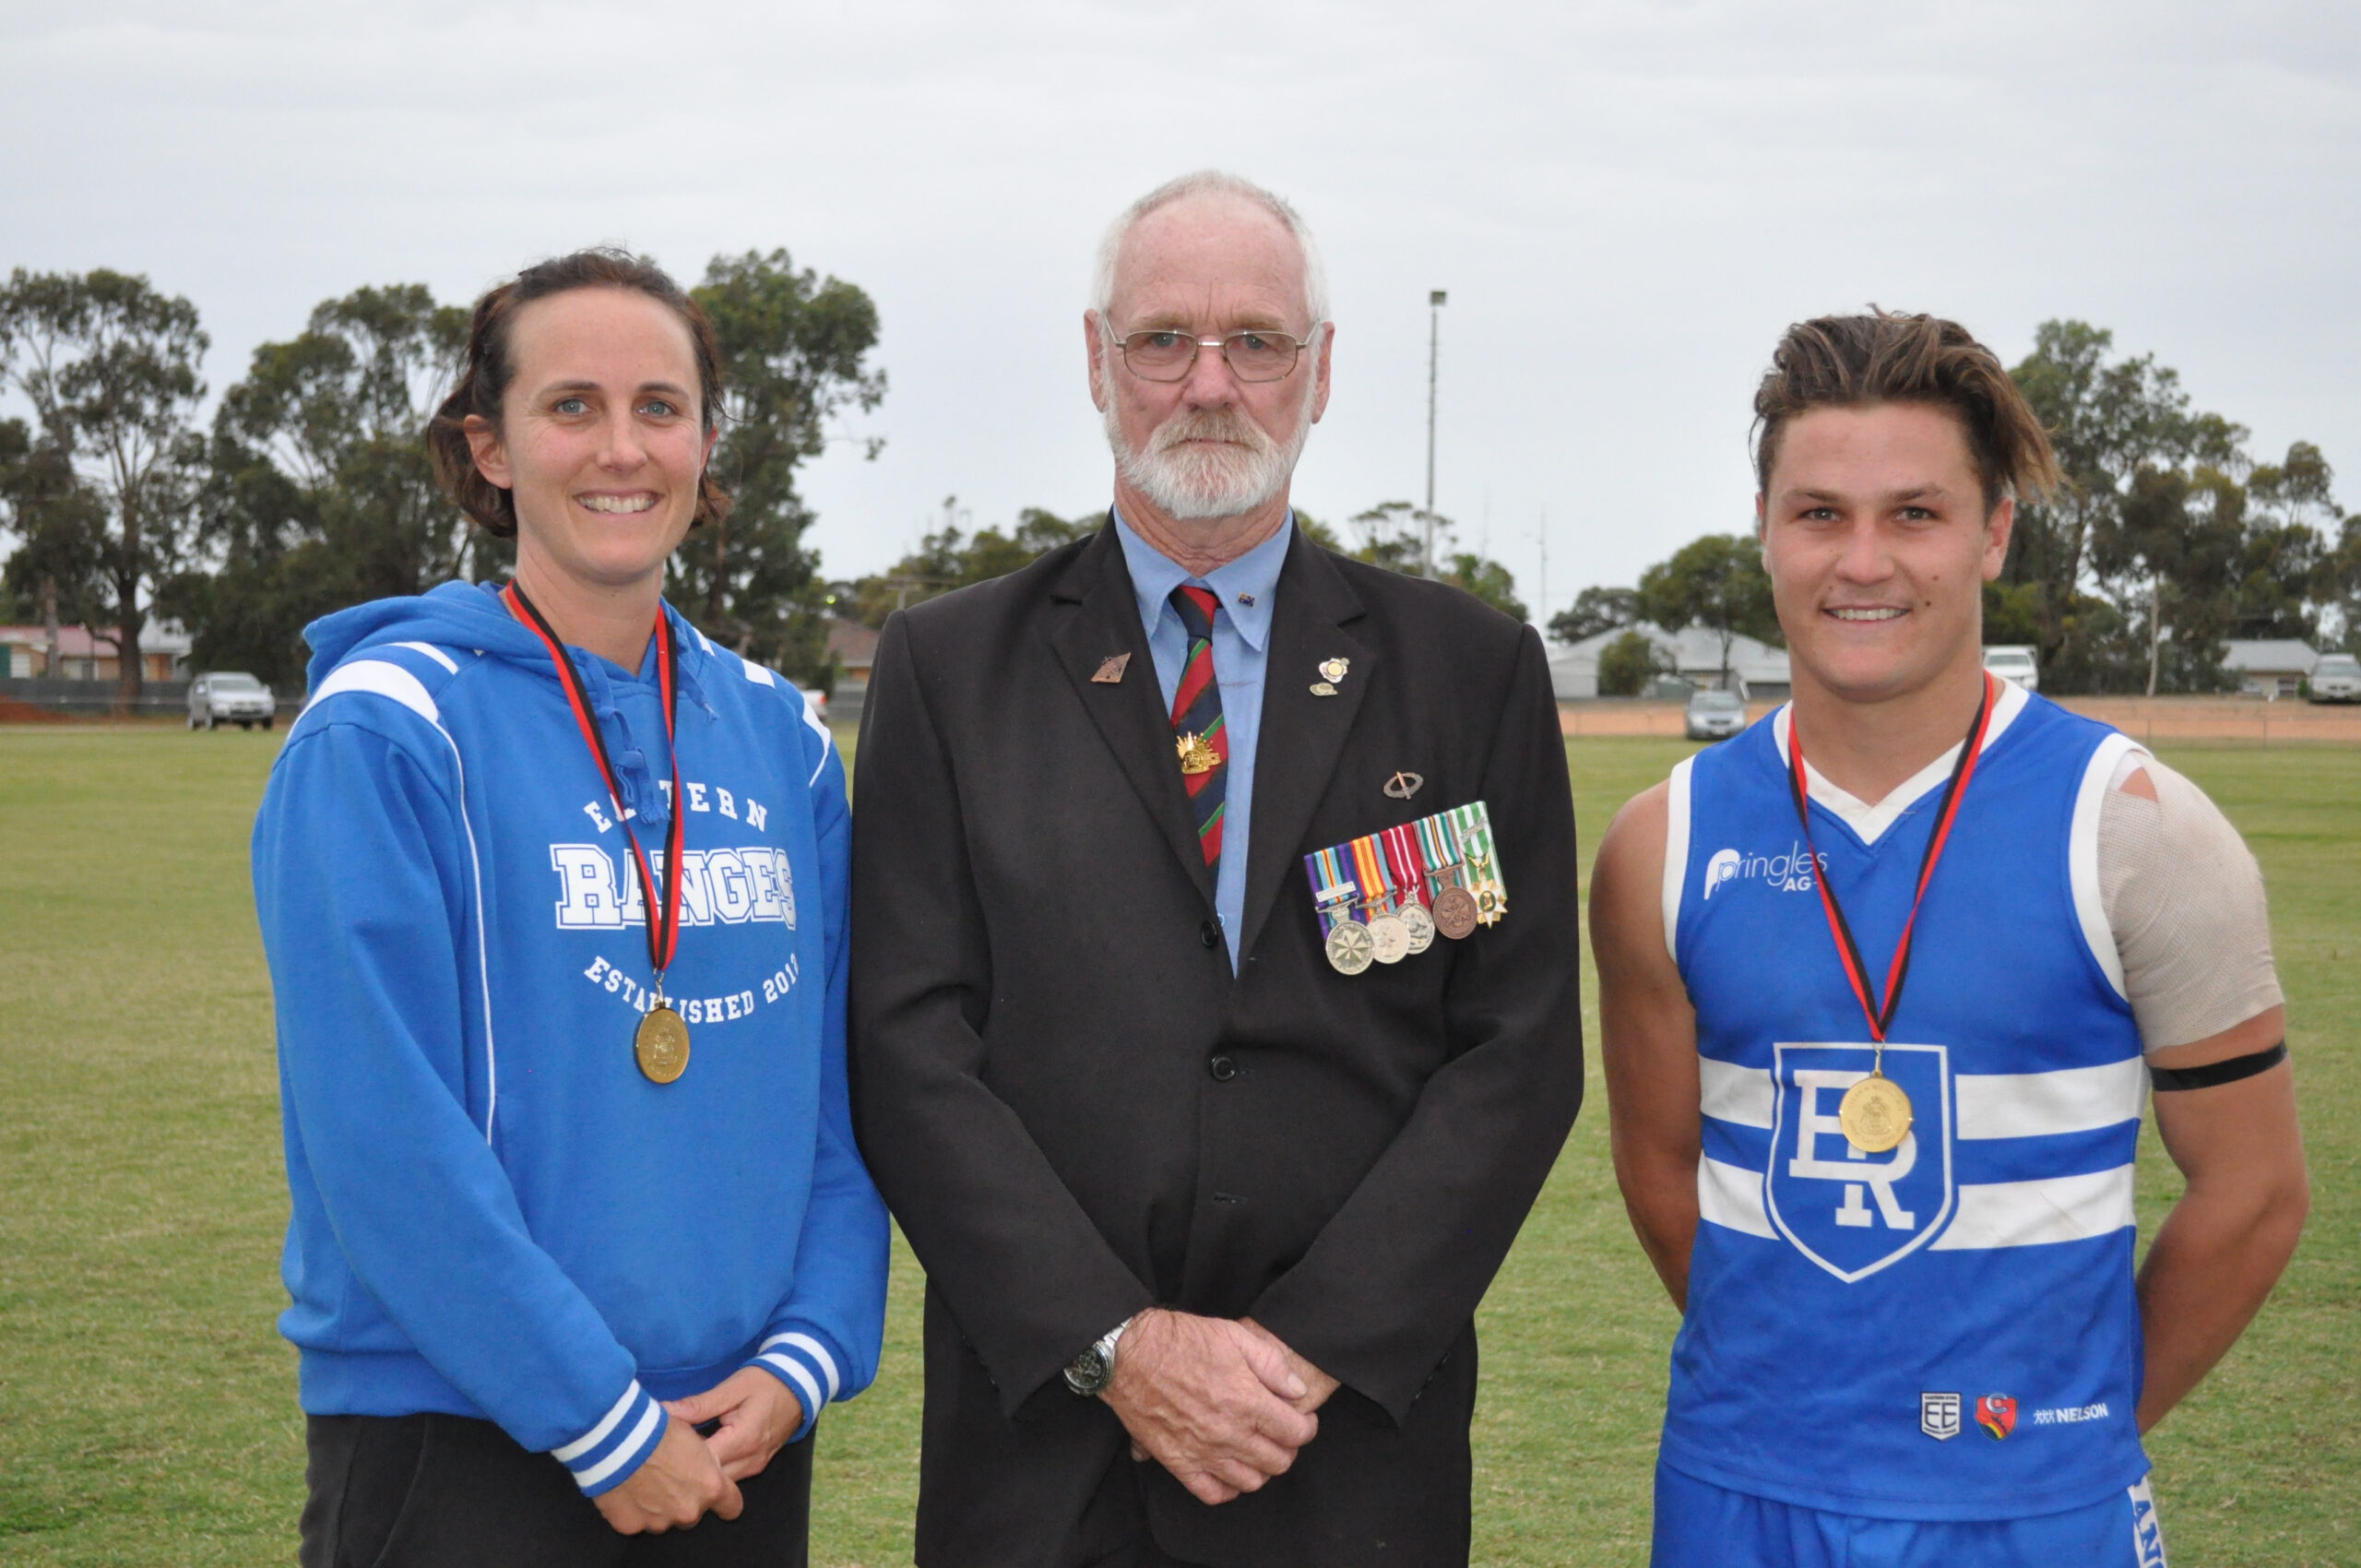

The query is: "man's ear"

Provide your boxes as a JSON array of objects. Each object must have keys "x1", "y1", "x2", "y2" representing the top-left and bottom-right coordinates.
[
  {"x1": 1309, "y1": 323, "x2": 1335, "y2": 424},
  {"x1": 465, "y1": 414, "x2": 511, "y2": 490},
  {"x1": 1982, "y1": 496, "x2": 2015, "y2": 581},
  {"x1": 1085, "y1": 311, "x2": 1109, "y2": 411}
]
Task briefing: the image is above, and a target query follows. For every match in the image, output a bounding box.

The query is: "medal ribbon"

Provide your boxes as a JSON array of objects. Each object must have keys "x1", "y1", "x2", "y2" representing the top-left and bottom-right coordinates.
[
  {"x1": 1347, "y1": 835, "x2": 1391, "y2": 915},
  {"x1": 1306, "y1": 846, "x2": 1358, "y2": 934},
  {"x1": 504, "y1": 583, "x2": 687, "y2": 996},
  {"x1": 1379, "y1": 824, "x2": 1430, "y2": 909},
  {"x1": 1450, "y1": 802, "x2": 1507, "y2": 915},
  {"x1": 1415, "y1": 811, "x2": 1464, "y2": 890},
  {"x1": 1785, "y1": 672, "x2": 1997, "y2": 1045}
]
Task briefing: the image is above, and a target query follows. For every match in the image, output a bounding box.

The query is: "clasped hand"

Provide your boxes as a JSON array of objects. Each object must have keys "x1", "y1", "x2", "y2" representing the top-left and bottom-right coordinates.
[
  {"x1": 1101, "y1": 1309, "x2": 1341, "y2": 1505},
  {"x1": 591, "y1": 1367, "x2": 805, "y2": 1535}
]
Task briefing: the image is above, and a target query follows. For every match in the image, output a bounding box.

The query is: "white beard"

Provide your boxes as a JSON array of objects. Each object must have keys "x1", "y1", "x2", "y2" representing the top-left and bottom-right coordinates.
[{"x1": 1103, "y1": 382, "x2": 1313, "y2": 521}]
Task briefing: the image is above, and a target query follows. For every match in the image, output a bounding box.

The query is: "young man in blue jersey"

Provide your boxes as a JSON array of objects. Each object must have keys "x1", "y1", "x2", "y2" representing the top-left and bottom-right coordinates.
[{"x1": 1591, "y1": 310, "x2": 2309, "y2": 1567}]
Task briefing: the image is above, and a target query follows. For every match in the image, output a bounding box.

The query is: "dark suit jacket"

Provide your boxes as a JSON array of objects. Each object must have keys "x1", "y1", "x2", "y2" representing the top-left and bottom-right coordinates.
[{"x1": 850, "y1": 522, "x2": 1583, "y2": 1568}]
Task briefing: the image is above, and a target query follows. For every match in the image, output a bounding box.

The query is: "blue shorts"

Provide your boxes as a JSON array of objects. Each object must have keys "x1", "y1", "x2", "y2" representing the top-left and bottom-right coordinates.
[{"x1": 1651, "y1": 1460, "x2": 2169, "y2": 1568}]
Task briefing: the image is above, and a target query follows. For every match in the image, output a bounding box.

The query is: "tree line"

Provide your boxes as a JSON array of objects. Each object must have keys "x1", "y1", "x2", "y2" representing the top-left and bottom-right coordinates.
[
  {"x1": 1552, "y1": 320, "x2": 2361, "y2": 696},
  {"x1": 839, "y1": 496, "x2": 1528, "y2": 631},
  {"x1": 0, "y1": 254, "x2": 884, "y2": 709},
  {"x1": 8, "y1": 276, "x2": 2348, "y2": 711}
]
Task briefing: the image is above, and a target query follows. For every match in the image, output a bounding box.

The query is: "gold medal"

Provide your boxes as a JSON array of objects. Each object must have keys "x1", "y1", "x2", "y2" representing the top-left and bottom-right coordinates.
[
  {"x1": 1398, "y1": 902, "x2": 1436, "y2": 954},
  {"x1": 1367, "y1": 910, "x2": 1412, "y2": 965},
  {"x1": 1324, "y1": 920, "x2": 1374, "y2": 975},
  {"x1": 635, "y1": 1004, "x2": 691, "y2": 1085},
  {"x1": 1838, "y1": 1072, "x2": 1912, "y2": 1153},
  {"x1": 1433, "y1": 885, "x2": 1479, "y2": 940}
]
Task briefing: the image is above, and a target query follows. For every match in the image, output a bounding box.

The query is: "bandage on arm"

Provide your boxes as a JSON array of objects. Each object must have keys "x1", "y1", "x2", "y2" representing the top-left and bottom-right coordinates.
[{"x1": 2099, "y1": 755, "x2": 2285, "y2": 1052}]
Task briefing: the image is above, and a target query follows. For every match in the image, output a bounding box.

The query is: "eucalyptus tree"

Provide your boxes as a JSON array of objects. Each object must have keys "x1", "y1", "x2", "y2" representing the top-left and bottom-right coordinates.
[
  {"x1": 0, "y1": 268, "x2": 208, "y2": 709},
  {"x1": 680, "y1": 249, "x2": 887, "y2": 677}
]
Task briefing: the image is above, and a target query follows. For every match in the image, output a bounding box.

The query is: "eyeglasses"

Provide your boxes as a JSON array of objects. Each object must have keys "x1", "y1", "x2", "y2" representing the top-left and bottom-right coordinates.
[{"x1": 1109, "y1": 326, "x2": 1317, "y2": 384}]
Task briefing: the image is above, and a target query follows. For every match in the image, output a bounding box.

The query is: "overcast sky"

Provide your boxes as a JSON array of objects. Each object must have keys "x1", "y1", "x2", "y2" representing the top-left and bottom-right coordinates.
[{"x1": 6, "y1": 0, "x2": 2356, "y2": 624}]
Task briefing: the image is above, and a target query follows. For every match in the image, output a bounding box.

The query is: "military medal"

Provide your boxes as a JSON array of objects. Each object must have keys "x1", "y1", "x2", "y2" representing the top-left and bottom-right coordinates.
[
  {"x1": 1786, "y1": 673, "x2": 1999, "y2": 1153},
  {"x1": 1379, "y1": 824, "x2": 1436, "y2": 955},
  {"x1": 1416, "y1": 812, "x2": 1480, "y2": 940},
  {"x1": 1349, "y1": 836, "x2": 1411, "y2": 964},
  {"x1": 1307, "y1": 847, "x2": 1373, "y2": 975},
  {"x1": 506, "y1": 583, "x2": 695, "y2": 1084},
  {"x1": 1449, "y1": 802, "x2": 1509, "y2": 927}
]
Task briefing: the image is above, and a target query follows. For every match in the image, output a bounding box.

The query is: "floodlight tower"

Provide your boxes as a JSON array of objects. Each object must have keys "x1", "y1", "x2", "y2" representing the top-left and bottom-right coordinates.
[{"x1": 1424, "y1": 289, "x2": 1447, "y2": 576}]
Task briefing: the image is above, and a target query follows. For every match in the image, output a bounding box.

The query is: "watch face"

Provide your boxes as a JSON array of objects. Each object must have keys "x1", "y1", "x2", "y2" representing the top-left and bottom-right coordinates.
[{"x1": 1063, "y1": 1344, "x2": 1112, "y2": 1396}]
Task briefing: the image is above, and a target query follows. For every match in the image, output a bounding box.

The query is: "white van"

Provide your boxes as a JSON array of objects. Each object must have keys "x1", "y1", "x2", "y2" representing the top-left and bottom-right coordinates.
[{"x1": 1982, "y1": 645, "x2": 2039, "y2": 692}]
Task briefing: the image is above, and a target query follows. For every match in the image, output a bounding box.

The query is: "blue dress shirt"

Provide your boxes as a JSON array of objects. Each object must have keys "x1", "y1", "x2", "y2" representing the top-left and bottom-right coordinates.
[{"x1": 1112, "y1": 509, "x2": 1293, "y2": 969}]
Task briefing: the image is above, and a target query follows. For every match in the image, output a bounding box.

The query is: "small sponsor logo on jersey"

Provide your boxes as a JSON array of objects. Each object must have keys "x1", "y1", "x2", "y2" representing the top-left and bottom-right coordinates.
[
  {"x1": 1976, "y1": 1394, "x2": 2017, "y2": 1441},
  {"x1": 1765, "y1": 1041, "x2": 1954, "y2": 1282},
  {"x1": 1920, "y1": 1391, "x2": 1962, "y2": 1441},
  {"x1": 2032, "y1": 1402, "x2": 2111, "y2": 1426},
  {"x1": 1702, "y1": 842, "x2": 1826, "y2": 900}
]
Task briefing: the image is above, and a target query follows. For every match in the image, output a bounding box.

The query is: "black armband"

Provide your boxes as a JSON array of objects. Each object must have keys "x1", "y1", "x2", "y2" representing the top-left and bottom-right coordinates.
[{"x1": 2149, "y1": 1041, "x2": 2286, "y2": 1092}]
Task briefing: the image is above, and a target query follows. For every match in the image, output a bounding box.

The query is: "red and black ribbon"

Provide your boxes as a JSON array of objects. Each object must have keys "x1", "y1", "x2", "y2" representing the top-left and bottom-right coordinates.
[
  {"x1": 504, "y1": 582, "x2": 686, "y2": 988},
  {"x1": 1786, "y1": 673, "x2": 1997, "y2": 1043}
]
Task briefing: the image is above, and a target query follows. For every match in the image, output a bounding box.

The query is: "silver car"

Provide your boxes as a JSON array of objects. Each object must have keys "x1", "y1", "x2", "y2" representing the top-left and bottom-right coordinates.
[
  {"x1": 1685, "y1": 688, "x2": 1748, "y2": 741},
  {"x1": 2309, "y1": 653, "x2": 2361, "y2": 703},
  {"x1": 189, "y1": 671, "x2": 278, "y2": 731}
]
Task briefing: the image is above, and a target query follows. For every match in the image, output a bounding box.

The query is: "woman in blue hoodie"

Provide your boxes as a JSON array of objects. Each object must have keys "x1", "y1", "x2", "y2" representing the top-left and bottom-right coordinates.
[{"x1": 252, "y1": 249, "x2": 888, "y2": 1566}]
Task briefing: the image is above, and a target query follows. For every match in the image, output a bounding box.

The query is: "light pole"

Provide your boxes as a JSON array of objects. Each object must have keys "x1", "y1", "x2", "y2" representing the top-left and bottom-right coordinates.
[{"x1": 1424, "y1": 289, "x2": 1446, "y2": 576}]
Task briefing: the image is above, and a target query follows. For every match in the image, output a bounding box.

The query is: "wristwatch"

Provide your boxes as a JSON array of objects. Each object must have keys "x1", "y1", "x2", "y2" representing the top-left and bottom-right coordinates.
[{"x1": 1062, "y1": 1314, "x2": 1134, "y2": 1396}]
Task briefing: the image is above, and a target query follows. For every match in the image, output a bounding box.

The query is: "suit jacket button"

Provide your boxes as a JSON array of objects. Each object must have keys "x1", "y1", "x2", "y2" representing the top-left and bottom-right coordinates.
[
  {"x1": 1200, "y1": 920, "x2": 1220, "y2": 949},
  {"x1": 1208, "y1": 1054, "x2": 1239, "y2": 1082}
]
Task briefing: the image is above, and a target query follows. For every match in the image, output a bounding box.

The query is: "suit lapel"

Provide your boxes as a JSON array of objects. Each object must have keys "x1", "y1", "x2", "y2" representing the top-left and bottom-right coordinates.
[
  {"x1": 1048, "y1": 523, "x2": 1217, "y2": 908},
  {"x1": 1238, "y1": 535, "x2": 1370, "y2": 962}
]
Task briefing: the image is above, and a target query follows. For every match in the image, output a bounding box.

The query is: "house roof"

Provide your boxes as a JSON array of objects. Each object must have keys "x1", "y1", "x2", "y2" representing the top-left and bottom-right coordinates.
[
  {"x1": 2220, "y1": 639, "x2": 2318, "y2": 673},
  {"x1": 826, "y1": 618, "x2": 881, "y2": 668},
  {"x1": 1549, "y1": 622, "x2": 1791, "y2": 681},
  {"x1": 0, "y1": 620, "x2": 191, "y2": 656}
]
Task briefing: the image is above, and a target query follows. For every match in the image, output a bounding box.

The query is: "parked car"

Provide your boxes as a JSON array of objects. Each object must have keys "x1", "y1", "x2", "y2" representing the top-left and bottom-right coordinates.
[
  {"x1": 2308, "y1": 652, "x2": 2361, "y2": 703},
  {"x1": 1982, "y1": 645, "x2": 2039, "y2": 690},
  {"x1": 188, "y1": 671, "x2": 278, "y2": 731},
  {"x1": 1685, "y1": 687, "x2": 1747, "y2": 741},
  {"x1": 796, "y1": 684, "x2": 830, "y2": 721}
]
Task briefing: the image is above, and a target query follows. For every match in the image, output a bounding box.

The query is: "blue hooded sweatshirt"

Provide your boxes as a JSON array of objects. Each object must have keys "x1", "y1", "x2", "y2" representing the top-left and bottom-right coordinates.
[{"x1": 251, "y1": 581, "x2": 888, "y2": 1496}]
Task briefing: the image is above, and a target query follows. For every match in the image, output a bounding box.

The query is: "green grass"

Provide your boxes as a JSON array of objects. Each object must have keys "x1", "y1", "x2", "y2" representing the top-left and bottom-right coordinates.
[{"x1": 0, "y1": 729, "x2": 2353, "y2": 1565}]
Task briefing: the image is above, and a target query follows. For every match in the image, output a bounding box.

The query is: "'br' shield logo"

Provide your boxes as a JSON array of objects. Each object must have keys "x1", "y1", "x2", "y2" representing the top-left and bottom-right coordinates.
[{"x1": 1765, "y1": 1042, "x2": 1954, "y2": 1282}]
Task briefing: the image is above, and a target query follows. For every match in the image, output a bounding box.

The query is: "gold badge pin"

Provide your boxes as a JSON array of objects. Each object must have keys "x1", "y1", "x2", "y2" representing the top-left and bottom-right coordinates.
[
  {"x1": 1091, "y1": 653, "x2": 1130, "y2": 683},
  {"x1": 1176, "y1": 732, "x2": 1220, "y2": 775},
  {"x1": 1319, "y1": 657, "x2": 1349, "y2": 683},
  {"x1": 1310, "y1": 682, "x2": 1338, "y2": 697}
]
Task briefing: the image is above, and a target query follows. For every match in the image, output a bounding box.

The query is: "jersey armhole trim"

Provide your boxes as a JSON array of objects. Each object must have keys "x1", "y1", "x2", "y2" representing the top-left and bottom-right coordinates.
[
  {"x1": 1662, "y1": 755, "x2": 1695, "y2": 966},
  {"x1": 2070, "y1": 731, "x2": 2146, "y2": 1003}
]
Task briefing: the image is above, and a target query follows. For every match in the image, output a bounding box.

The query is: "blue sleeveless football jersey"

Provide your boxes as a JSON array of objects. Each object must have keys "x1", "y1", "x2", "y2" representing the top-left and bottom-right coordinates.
[{"x1": 1661, "y1": 686, "x2": 2153, "y2": 1521}]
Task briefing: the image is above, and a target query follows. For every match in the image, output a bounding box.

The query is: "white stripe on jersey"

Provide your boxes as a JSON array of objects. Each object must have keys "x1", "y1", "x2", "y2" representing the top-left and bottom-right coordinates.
[
  {"x1": 1699, "y1": 1056, "x2": 1774, "y2": 1128},
  {"x1": 1698, "y1": 1156, "x2": 1775, "y2": 1238},
  {"x1": 1701, "y1": 1057, "x2": 2145, "y2": 1140},
  {"x1": 1955, "y1": 1058, "x2": 2146, "y2": 1139},
  {"x1": 1928, "y1": 1166, "x2": 2135, "y2": 1251}
]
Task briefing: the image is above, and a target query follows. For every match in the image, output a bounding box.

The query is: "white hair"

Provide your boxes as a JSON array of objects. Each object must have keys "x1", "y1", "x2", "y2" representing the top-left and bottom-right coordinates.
[{"x1": 1090, "y1": 170, "x2": 1331, "y2": 329}]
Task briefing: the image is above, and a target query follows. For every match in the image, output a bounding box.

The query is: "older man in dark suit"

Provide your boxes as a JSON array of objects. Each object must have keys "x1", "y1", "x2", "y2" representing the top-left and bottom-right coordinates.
[{"x1": 850, "y1": 170, "x2": 1584, "y2": 1568}]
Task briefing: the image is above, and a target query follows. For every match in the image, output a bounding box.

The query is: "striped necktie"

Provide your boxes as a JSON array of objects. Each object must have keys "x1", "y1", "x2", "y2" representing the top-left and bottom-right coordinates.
[{"x1": 1168, "y1": 585, "x2": 1228, "y2": 868}]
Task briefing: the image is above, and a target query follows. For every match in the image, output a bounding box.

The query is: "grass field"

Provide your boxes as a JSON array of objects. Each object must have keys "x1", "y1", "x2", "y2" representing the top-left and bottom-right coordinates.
[{"x1": 0, "y1": 727, "x2": 2353, "y2": 1566}]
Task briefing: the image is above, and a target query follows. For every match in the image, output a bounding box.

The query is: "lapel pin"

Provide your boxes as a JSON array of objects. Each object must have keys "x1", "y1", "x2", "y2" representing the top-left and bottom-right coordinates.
[
  {"x1": 1319, "y1": 657, "x2": 1349, "y2": 683},
  {"x1": 1091, "y1": 653, "x2": 1131, "y2": 684},
  {"x1": 1311, "y1": 682, "x2": 1338, "y2": 697},
  {"x1": 1384, "y1": 771, "x2": 1425, "y2": 802}
]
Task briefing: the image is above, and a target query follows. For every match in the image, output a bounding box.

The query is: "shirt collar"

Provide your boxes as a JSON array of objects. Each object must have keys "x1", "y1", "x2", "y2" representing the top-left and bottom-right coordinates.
[{"x1": 1111, "y1": 505, "x2": 1291, "y2": 654}]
